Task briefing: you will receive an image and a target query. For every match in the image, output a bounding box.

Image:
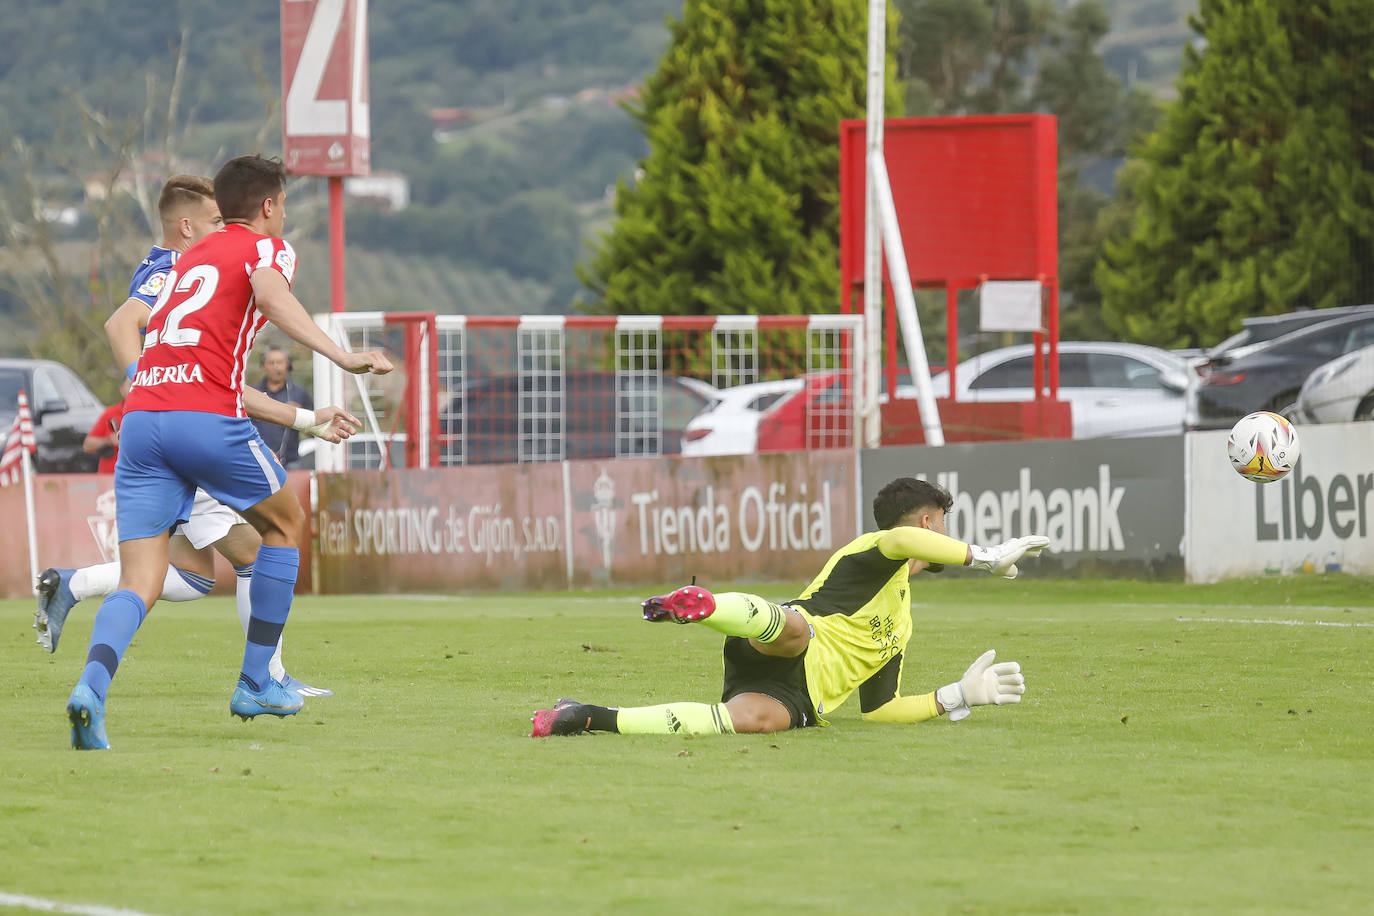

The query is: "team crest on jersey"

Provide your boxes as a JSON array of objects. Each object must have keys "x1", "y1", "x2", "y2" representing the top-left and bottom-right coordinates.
[{"x1": 136, "y1": 272, "x2": 168, "y2": 297}]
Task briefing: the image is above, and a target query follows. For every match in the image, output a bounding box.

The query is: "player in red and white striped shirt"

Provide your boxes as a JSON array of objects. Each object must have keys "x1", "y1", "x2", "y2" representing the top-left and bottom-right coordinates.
[{"x1": 65, "y1": 156, "x2": 392, "y2": 750}]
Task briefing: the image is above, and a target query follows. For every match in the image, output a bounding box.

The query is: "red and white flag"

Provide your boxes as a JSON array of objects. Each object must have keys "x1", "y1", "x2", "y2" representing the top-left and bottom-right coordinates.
[{"x1": 0, "y1": 390, "x2": 37, "y2": 487}]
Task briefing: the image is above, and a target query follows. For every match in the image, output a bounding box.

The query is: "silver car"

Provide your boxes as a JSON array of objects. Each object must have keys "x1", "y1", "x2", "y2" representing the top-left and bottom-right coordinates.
[
  {"x1": 1293, "y1": 344, "x2": 1374, "y2": 423},
  {"x1": 896, "y1": 341, "x2": 1193, "y2": 438}
]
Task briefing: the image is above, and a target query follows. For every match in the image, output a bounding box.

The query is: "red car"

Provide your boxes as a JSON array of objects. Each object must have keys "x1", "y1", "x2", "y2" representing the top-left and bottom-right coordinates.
[{"x1": 753, "y1": 371, "x2": 853, "y2": 452}]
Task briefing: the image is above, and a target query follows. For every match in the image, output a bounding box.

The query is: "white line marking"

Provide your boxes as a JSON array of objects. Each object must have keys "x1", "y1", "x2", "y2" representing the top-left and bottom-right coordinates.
[
  {"x1": 1176, "y1": 616, "x2": 1374, "y2": 629},
  {"x1": 0, "y1": 891, "x2": 165, "y2": 916}
]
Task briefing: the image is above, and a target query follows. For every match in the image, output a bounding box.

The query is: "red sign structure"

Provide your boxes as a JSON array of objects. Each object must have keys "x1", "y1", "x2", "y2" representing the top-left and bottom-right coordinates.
[
  {"x1": 839, "y1": 115, "x2": 1062, "y2": 435},
  {"x1": 281, "y1": 0, "x2": 371, "y2": 177}
]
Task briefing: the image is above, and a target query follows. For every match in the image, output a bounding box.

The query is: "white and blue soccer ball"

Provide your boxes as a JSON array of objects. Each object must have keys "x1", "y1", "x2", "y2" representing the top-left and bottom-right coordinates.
[{"x1": 1227, "y1": 411, "x2": 1301, "y2": 483}]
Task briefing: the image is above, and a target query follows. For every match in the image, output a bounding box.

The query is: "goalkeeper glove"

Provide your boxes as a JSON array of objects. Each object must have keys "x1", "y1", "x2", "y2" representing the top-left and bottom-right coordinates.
[
  {"x1": 968, "y1": 535, "x2": 1050, "y2": 578},
  {"x1": 935, "y1": 649, "x2": 1025, "y2": 722}
]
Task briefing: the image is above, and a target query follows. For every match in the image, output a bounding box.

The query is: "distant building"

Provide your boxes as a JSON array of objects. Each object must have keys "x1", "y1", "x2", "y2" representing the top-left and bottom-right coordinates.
[{"x1": 344, "y1": 171, "x2": 410, "y2": 211}]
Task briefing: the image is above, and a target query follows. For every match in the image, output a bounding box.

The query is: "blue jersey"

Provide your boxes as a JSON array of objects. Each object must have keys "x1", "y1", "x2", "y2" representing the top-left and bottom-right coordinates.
[{"x1": 126, "y1": 246, "x2": 178, "y2": 307}]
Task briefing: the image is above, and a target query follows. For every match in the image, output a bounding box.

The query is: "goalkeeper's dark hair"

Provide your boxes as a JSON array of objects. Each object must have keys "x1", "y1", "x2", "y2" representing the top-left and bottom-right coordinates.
[
  {"x1": 157, "y1": 175, "x2": 215, "y2": 220},
  {"x1": 873, "y1": 477, "x2": 953, "y2": 529},
  {"x1": 213, "y1": 155, "x2": 286, "y2": 222}
]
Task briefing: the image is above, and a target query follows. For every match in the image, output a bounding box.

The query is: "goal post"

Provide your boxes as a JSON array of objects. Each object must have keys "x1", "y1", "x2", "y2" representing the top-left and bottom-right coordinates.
[{"x1": 312, "y1": 313, "x2": 865, "y2": 471}]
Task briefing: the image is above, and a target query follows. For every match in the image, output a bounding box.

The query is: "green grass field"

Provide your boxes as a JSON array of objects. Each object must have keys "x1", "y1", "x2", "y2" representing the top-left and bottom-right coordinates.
[{"x1": 3, "y1": 576, "x2": 1372, "y2": 915}]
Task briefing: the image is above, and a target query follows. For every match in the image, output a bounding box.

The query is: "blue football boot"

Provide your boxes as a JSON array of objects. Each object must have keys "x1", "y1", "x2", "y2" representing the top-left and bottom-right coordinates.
[
  {"x1": 230, "y1": 678, "x2": 305, "y2": 721},
  {"x1": 279, "y1": 673, "x2": 333, "y2": 698},
  {"x1": 34, "y1": 567, "x2": 78, "y2": 653},
  {"x1": 67, "y1": 683, "x2": 110, "y2": 750}
]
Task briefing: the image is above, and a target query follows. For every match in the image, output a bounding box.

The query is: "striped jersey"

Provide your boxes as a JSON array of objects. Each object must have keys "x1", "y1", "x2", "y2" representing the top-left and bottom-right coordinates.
[
  {"x1": 125, "y1": 225, "x2": 297, "y2": 417},
  {"x1": 788, "y1": 530, "x2": 914, "y2": 718}
]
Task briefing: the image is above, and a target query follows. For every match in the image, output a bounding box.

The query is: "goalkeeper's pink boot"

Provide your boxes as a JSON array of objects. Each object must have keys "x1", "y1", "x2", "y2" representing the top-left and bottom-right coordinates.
[{"x1": 641, "y1": 584, "x2": 715, "y2": 624}]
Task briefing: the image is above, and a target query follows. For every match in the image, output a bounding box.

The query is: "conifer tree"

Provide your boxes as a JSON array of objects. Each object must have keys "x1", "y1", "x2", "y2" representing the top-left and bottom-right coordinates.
[
  {"x1": 578, "y1": 0, "x2": 902, "y2": 316},
  {"x1": 1097, "y1": 0, "x2": 1374, "y2": 347}
]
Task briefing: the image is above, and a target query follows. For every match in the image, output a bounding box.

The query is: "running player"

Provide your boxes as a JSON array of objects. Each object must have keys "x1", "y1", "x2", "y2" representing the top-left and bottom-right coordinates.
[
  {"x1": 34, "y1": 175, "x2": 352, "y2": 699},
  {"x1": 531, "y1": 477, "x2": 1049, "y2": 737},
  {"x1": 64, "y1": 155, "x2": 392, "y2": 749}
]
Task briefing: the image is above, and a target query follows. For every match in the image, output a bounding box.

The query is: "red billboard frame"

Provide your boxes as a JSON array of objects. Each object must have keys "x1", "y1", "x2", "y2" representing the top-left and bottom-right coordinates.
[{"x1": 839, "y1": 115, "x2": 1059, "y2": 402}]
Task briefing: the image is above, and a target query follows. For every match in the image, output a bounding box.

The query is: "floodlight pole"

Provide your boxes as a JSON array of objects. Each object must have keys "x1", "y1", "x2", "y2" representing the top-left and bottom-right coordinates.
[
  {"x1": 862, "y1": 0, "x2": 886, "y2": 449},
  {"x1": 864, "y1": 0, "x2": 944, "y2": 447}
]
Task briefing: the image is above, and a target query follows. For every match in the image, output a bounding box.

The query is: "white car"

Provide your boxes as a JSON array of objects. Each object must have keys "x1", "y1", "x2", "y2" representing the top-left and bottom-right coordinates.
[
  {"x1": 1294, "y1": 344, "x2": 1374, "y2": 423},
  {"x1": 894, "y1": 341, "x2": 1193, "y2": 439},
  {"x1": 680, "y1": 378, "x2": 805, "y2": 456}
]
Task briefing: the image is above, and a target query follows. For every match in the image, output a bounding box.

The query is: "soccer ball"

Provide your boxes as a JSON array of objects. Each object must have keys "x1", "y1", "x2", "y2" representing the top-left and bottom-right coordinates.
[{"x1": 1227, "y1": 411, "x2": 1301, "y2": 483}]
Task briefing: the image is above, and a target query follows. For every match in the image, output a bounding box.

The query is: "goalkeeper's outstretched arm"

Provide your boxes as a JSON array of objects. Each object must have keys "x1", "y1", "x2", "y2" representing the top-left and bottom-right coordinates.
[
  {"x1": 877, "y1": 526, "x2": 1051, "y2": 579},
  {"x1": 861, "y1": 650, "x2": 1026, "y2": 724}
]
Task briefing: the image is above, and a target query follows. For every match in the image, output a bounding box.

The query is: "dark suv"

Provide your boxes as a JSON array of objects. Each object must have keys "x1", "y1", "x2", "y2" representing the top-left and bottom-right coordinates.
[
  {"x1": 440, "y1": 371, "x2": 710, "y2": 464},
  {"x1": 1188, "y1": 312, "x2": 1374, "y2": 429},
  {"x1": 1193, "y1": 303, "x2": 1374, "y2": 371},
  {"x1": 0, "y1": 358, "x2": 107, "y2": 472}
]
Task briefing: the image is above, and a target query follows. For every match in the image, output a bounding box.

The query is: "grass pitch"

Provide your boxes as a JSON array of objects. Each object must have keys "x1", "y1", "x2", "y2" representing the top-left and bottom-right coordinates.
[{"x1": 2, "y1": 576, "x2": 1372, "y2": 915}]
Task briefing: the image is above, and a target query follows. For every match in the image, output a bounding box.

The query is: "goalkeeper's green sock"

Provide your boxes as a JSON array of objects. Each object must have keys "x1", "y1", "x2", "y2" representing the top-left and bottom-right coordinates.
[
  {"x1": 700, "y1": 592, "x2": 788, "y2": 643},
  {"x1": 615, "y1": 702, "x2": 735, "y2": 735}
]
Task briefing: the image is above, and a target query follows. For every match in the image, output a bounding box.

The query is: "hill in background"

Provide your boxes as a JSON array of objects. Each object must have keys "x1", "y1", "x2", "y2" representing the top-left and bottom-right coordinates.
[{"x1": 0, "y1": 0, "x2": 1196, "y2": 356}]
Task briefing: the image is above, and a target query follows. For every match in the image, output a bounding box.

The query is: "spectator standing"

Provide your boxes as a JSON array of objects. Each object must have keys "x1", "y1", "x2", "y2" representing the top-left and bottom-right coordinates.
[{"x1": 251, "y1": 347, "x2": 313, "y2": 467}]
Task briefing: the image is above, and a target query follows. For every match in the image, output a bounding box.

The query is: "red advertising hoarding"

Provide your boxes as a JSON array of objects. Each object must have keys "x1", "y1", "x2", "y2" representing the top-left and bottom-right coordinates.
[
  {"x1": 0, "y1": 473, "x2": 315, "y2": 599},
  {"x1": 313, "y1": 453, "x2": 859, "y2": 594},
  {"x1": 281, "y1": 0, "x2": 371, "y2": 176}
]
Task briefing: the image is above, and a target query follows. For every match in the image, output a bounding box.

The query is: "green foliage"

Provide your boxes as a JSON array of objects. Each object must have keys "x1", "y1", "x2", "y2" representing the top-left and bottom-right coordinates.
[
  {"x1": 893, "y1": 0, "x2": 1158, "y2": 343},
  {"x1": 2, "y1": 580, "x2": 1372, "y2": 912},
  {"x1": 1098, "y1": 0, "x2": 1374, "y2": 348},
  {"x1": 579, "y1": 0, "x2": 903, "y2": 317}
]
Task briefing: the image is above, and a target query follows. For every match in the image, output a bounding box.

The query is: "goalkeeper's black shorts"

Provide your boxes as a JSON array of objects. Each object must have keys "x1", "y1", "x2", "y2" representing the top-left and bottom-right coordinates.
[{"x1": 720, "y1": 635, "x2": 817, "y2": 729}]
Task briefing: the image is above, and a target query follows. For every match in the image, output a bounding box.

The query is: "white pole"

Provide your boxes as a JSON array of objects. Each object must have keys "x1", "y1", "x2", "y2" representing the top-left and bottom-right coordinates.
[
  {"x1": 21, "y1": 447, "x2": 38, "y2": 592},
  {"x1": 870, "y1": 149, "x2": 945, "y2": 446},
  {"x1": 862, "y1": 0, "x2": 886, "y2": 449}
]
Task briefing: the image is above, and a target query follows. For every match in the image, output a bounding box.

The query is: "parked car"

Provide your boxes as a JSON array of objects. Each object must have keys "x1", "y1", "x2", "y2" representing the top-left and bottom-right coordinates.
[
  {"x1": 1293, "y1": 344, "x2": 1374, "y2": 424},
  {"x1": 439, "y1": 370, "x2": 711, "y2": 464},
  {"x1": 755, "y1": 372, "x2": 853, "y2": 453},
  {"x1": 0, "y1": 358, "x2": 106, "y2": 473},
  {"x1": 680, "y1": 378, "x2": 804, "y2": 457},
  {"x1": 894, "y1": 342, "x2": 1193, "y2": 439},
  {"x1": 1192, "y1": 303, "x2": 1374, "y2": 374},
  {"x1": 1188, "y1": 312, "x2": 1374, "y2": 429}
]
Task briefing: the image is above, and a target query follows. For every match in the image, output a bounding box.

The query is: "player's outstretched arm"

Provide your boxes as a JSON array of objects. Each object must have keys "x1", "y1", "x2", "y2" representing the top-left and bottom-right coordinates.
[
  {"x1": 241, "y1": 387, "x2": 360, "y2": 444},
  {"x1": 935, "y1": 650, "x2": 1026, "y2": 722},
  {"x1": 105, "y1": 298, "x2": 151, "y2": 379},
  {"x1": 249, "y1": 269, "x2": 393, "y2": 376},
  {"x1": 878, "y1": 527, "x2": 1050, "y2": 579}
]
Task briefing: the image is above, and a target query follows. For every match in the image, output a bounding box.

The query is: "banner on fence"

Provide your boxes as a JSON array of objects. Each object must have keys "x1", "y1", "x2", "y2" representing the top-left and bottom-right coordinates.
[
  {"x1": 0, "y1": 473, "x2": 314, "y2": 599},
  {"x1": 1186, "y1": 424, "x2": 1374, "y2": 582},
  {"x1": 313, "y1": 451, "x2": 859, "y2": 593},
  {"x1": 861, "y1": 437, "x2": 1187, "y2": 577}
]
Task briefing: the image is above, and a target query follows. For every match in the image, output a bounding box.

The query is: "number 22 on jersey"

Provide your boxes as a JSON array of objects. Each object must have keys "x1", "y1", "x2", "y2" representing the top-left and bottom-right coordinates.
[{"x1": 145, "y1": 265, "x2": 219, "y2": 349}]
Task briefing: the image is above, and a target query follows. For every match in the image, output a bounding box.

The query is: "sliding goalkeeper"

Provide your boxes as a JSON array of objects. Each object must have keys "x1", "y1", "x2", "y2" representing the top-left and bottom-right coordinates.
[{"x1": 531, "y1": 476, "x2": 1049, "y2": 737}]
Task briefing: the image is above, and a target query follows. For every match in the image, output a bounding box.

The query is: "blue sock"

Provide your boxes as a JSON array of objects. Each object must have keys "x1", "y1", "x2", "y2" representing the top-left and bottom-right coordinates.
[
  {"x1": 78, "y1": 590, "x2": 148, "y2": 702},
  {"x1": 240, "y1": 545, "x2": 298, "y2": 692}
]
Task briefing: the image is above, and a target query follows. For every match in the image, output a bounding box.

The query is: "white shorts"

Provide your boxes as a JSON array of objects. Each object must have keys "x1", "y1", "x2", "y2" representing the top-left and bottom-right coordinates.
[{"x1": 172, "y1": 488, "x2": 248, "y2": 549}]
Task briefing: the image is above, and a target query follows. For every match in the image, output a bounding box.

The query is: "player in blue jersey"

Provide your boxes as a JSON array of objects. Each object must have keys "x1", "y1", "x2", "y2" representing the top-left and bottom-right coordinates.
[{"x1": 34, "y1": 176, "x2": 353, "y2": 699}]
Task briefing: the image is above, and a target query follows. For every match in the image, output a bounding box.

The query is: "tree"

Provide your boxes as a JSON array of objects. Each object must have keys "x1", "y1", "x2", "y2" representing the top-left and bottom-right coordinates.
[
  {"x1": 578, "y1": 0, "x2": 903, "y2": 317},
  {"x1": 1097, "y1": 0, "x2": 1374, "y2": 348},
  {"x1": 894, "y1": 0, "x2": 1157, "y2": 340}
]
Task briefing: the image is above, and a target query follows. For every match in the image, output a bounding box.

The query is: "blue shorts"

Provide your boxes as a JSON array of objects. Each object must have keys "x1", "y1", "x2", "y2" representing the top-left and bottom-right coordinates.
[{"x1": 115, "y1": 410, "x2": 287, "y2": 542}]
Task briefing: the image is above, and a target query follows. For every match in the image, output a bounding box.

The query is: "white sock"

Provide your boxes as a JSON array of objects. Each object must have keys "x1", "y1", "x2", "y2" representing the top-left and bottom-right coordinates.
[
  {"x1": 161, "y1": 566, "x2": 213, "y2": 602},
  {"x1": 236, "y1": 565, "x2": 287, "y2": 681},
  {"x1": 69, "y1": 563, "x2": 121, "y2": 601}
]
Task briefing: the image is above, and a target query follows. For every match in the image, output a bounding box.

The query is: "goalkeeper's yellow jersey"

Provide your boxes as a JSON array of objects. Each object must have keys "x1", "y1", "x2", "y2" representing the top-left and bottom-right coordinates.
[{"x1": 788, "y1": 530, "x2": 914, "y2": 720}]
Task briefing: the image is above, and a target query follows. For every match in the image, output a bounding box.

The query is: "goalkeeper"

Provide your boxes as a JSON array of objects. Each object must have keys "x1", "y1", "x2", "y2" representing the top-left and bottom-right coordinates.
[{"x1": 531, "y1": 477, "x2": 1048, "y2": 737}]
